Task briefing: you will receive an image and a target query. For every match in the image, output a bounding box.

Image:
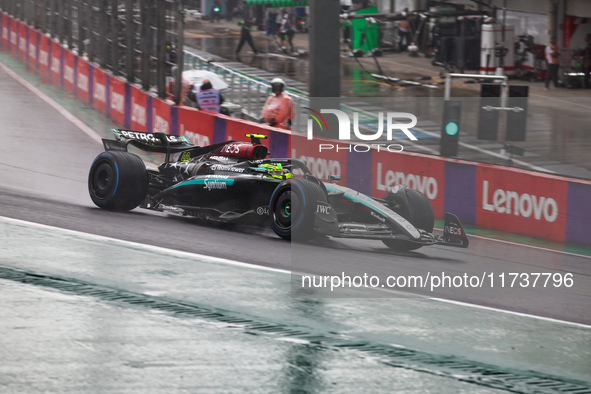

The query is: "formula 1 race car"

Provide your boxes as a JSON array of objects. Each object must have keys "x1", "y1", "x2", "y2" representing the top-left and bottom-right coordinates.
[{"x1": 88, "y1": 129, "x2": 469, "y2": 251}]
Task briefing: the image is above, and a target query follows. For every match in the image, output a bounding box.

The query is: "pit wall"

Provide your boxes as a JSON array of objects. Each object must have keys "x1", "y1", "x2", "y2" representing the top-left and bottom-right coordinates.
[{"x1": 2, "y1": 13, "x2": 590, "y2": 247}]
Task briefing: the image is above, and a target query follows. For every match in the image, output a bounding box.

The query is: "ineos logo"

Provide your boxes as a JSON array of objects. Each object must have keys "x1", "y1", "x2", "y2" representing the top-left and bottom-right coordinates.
[
  {"x1": 446, "y1": 226, "x2": 462, "y2": 235},
  {"x1": 221, "y1": 144, "x2": 240, "y2": 154}
]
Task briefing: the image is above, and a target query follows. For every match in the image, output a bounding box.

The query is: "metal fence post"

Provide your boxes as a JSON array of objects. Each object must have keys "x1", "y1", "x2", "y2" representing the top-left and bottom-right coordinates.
[
  {"x1": 66, "y1": 0, "x2": 73, "y2": 49},
  {"x1": 57, "y1": 0, "x2": 64, "y2": 44},
  {"x1": 140, "y1": 0, "x2": 150, "y2": 90},
  {"x1": 99, "y1": 0, "x2": 108, "y2": 68},
  {"x1": 125, "y1": 0, "x2": 134, "y2": 82},
  {"x1": 110, "y1": 0, "x2": 118, "y2": 73},
  {"x1": 173, "y1": 1, "x2": 184, "y2": 105},
  {"x1": 156, "y1": 0, "x2": 166, "y2": 98}
]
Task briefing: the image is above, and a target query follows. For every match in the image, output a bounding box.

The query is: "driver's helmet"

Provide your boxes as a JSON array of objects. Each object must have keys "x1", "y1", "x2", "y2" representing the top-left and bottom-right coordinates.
[{"x1": 258, "y1": 163, "x2": 292, "y2": 179}]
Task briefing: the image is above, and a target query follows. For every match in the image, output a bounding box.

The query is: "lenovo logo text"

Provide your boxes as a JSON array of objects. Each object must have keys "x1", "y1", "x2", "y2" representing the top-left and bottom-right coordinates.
[
  {"x1": 376, "y1": 163, "x2": 437, "y2": 200},
  {"x1": 482, "y1": 181, "x2": 558, "y2": 222}
]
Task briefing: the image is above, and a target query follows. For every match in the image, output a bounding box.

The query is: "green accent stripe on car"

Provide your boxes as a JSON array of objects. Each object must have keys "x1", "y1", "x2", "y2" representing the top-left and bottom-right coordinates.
[{"x1": 171, "y1": 179, "x2": 235, "y2": 189}]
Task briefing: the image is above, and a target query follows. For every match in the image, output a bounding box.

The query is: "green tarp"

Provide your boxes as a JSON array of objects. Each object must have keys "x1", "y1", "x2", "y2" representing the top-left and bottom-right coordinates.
[{"x1": 350, "y1": 7, "x2": 379, "y2": 52}]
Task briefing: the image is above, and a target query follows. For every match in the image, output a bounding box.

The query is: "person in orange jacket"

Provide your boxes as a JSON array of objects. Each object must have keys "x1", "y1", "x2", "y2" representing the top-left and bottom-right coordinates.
[{"x1": 260, "y1": 78, "x2": 292, "y2": 129}]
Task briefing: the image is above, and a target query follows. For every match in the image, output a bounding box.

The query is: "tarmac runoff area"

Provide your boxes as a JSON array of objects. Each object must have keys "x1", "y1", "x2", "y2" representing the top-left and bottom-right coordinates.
[{"x1": 1, "y1": 216, "x2": 590, "y2": 392}]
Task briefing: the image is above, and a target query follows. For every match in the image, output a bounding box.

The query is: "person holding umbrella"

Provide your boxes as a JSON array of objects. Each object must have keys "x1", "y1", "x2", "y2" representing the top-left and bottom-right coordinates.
[{"x1": 187, "y1": 79, "x2": 225, "y2": 113}]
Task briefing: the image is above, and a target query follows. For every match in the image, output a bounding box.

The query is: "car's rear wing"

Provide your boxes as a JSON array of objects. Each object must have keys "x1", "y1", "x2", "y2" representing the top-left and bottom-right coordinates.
[{"x1": 102, "y1": 129, "x2": 195, "y2": 160}]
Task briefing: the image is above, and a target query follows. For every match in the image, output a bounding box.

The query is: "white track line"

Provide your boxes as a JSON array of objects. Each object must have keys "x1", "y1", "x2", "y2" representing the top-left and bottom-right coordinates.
[
  {"x1": 2, "y1": 215, "x2": 590, "y2": 329},
  {"x1": 0, "y1": 60, "x2": 103, "y2": 145},
  {"x1": 0, "y1": 216, "x2": 289, "y2": 275}
]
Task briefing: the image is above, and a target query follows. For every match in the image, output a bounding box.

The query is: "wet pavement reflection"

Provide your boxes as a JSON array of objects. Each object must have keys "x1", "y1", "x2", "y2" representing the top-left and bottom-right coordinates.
[{"x1": 186, "y1": 27, "x2": 446, "y2": 98}]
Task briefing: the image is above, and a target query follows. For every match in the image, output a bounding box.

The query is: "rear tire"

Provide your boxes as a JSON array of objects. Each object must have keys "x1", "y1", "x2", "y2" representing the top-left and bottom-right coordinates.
[
  {"x1": 88, "y1": 151, "x2": 148, "y2": 211},
  {"x1": 269, "y1": 177, "x2": 328, "y2": 241},
  {"x1": 382, "y1": 188, "x2": 434, "y2": 251}
]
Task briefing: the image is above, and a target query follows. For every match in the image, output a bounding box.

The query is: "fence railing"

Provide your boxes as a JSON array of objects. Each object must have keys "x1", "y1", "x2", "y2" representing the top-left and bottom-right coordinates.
[{"x1": 0, "y1": 0, "x2": 184, "y2": 102}]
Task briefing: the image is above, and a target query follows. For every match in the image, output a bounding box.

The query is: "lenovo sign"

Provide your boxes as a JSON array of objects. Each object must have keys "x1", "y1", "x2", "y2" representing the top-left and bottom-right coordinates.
[
  {"x1": 376, "y1": 162, "x2": 438, "y2": 200},
  {"x1": 475, "y1": 167, "x2": 567, "y2": 242},
  {"x1": 371, "y1": 150, "x2": 445, "y2": 218},
  {"x1": 482, "y1": 181, "x2": 558, "y2": 222}
]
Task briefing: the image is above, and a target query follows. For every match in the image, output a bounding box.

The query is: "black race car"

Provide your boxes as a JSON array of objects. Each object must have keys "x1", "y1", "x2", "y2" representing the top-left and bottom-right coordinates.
[{"x1": 88, "y1": 129, "x2": 469, "y2": 251}]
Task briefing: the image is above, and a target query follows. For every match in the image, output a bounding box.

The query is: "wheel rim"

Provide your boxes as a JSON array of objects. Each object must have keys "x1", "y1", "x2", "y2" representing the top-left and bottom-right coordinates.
[
  {"x1": 92, "y1": 162, "x2": 114, "y2": 199},
  {"x1": 273, "y1": 190, "x2": 292, "y2": 230}
]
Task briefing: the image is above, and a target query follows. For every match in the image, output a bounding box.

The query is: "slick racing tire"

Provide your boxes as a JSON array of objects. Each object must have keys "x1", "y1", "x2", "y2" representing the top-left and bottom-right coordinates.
[
  {"x1": 88, "y1": 151, "x2": 148, "y2": 211},
  {"x1": 269, "y1": 177, "x2": 328, "y2": 241},
  {"x1": 382, "y1": 188, "x2": 434, "y2": 251}
]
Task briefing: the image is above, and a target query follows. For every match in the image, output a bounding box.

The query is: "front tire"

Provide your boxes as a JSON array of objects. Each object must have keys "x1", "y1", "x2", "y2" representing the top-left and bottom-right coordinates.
[
  {"x1": 382, "y1": 188, "x2": 434, "y2": 251},
  {"x1": 269, "y1": 177, "x2": 328, "y2": 241},
  {"x1": 88, "y1": 151, "x2": 148, "y2": 211}
]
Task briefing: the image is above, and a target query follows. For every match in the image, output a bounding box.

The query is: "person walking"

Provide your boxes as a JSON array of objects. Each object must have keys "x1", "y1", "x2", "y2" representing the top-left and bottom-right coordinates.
[
  {"x1": 278, "y1": 13, "x2": 295, "y2": 53},
  {"x1": 260, "y1": 78, "x2": 292, "y2": 129},
  {"x1": 545, "y1": 37, "x2": 560, "y2": 89},
  {"x1": 236, "y1": 17, "x2": 258, "y2": 55},
  {"x1": 398, "y1": 8, "x2": 410, "y2": 51}
]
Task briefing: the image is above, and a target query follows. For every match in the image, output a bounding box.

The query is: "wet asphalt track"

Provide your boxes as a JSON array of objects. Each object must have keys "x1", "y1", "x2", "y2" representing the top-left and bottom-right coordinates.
[{"x1": 0, "y1": 60, "x2": 590, "y2": 326}]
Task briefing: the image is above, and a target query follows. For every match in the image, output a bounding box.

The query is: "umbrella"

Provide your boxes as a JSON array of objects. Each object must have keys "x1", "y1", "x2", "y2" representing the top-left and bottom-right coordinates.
[{"x1": 182, "y1": 70, "x2": 229, "y2": 92}]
